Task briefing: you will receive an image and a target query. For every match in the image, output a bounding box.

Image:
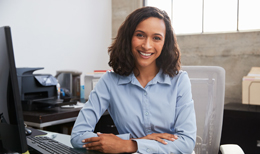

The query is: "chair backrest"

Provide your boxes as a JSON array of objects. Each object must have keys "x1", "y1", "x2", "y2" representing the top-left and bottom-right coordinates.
[{"x1": 182, "y1": 66, "x2": 225, "y2": 154}]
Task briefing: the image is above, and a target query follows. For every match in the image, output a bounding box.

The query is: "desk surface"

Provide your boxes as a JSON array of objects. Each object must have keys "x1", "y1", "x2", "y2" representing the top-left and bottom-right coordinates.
[
  {"x1": 23, "y1": 107, "x2": 82, "y2": 123},
  {"x1": 222, "y1": 102, "x2": 260, "y2": 153},
  {"x1": 42, "y1": 130, "x2": 73, "y2": 147},
  {"x1": 41, "y1": 130, "x2": 107, "y2": 154},
  {"x1": 225, "y1": 102, "x2": 260, "y2": 112},
  {"x1": 23, "y1": 106, "x2": 110, "y2": 129},
  {"x1": 22, "y1": 99, "x2": 87, "y2": 123},
  {"x1": 23, "y1": 107, "x2": 82, "y2": 129}
]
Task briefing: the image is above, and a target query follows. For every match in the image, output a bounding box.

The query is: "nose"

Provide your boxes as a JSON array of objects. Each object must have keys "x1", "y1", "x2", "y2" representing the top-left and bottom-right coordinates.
[{"x1": 142, "y1": 38, "x2": 152, "y2": 50}]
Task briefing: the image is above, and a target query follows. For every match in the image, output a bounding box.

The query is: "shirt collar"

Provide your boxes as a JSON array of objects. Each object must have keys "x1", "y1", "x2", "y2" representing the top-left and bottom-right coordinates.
[
  {"x1": 150, "y1": 69, "x2": 171, "y2": 85},
  {"x1": 118, "y1": 69, "x2": 171, "y2": 86},
  {"x1": 118, "y1": 72, "x2": 134, "y2": 85}
]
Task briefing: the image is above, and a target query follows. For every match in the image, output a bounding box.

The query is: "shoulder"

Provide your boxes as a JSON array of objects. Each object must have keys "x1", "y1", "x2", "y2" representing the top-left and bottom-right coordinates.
[
  {"x1": 178, "y1": 70, "x2": 190, "y2": 82},
  {"x1": 100, "y1": 70, "x2": 128, "y2": 84},
  {"x1": 166, "y1": 70, "x2": 191, "y2": 94},
  {"x1": 93, "y1": 71, "x2": 120, "y2": 92},
  {"x1": 174, "y1": 70, "x2": 192, "y2": 96},
  {"x1": 169, "y1": 70, "x2": 190, "y2": 84},
  {"x1": 100, "y1": 70, "x2": 118, "y2": 81}
]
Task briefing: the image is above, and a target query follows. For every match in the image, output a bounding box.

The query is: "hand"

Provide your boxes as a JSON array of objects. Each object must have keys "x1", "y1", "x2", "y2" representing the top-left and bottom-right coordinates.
[
  {"x1": 138, "y1": 133, "x2": 178, "y2": 145},
  {"x1": 82, "y1": 133, "x2": 137, "y2": 153}
]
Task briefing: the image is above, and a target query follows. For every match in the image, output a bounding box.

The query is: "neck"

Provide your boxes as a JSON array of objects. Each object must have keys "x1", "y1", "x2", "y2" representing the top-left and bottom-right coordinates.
[{"x1": 134, "y1": 66, "x2": 159, "y2": 88}]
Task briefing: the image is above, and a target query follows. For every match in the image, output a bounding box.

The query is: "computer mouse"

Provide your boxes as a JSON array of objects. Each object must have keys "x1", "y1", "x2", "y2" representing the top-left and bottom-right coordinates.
[{"x1": 25, "y1": 127, "x2": 32, "y2": 136}]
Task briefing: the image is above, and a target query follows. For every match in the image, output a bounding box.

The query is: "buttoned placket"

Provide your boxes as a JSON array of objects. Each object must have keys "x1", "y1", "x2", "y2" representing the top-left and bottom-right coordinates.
[{"x1": 143, "y1": 89, "x2": 152, "y2": 135}]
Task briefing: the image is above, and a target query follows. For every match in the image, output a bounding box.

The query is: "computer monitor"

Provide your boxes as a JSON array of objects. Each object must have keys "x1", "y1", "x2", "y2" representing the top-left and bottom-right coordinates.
[{"x1": 0, "y1": 26, "x2": 28, "y2": 153}]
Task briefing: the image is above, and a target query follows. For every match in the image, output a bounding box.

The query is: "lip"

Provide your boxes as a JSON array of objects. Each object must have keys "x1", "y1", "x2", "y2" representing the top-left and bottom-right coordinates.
[{"x1": 138, "y1": 50, "x2": 153, "y2": 58}]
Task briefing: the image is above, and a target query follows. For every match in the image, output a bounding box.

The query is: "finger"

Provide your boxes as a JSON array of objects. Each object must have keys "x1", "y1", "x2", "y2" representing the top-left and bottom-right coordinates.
[
  {"x1": 97, "y1": 132, "x2": 105, "y2": 137},
  {"x1": 155, "y1": 137, "x2": 168, "y2": 145},
  {"x1": 85, "y1": 143, "x2": 105, "y2": 153},
  {"x1": 161, "y1": 134, "x2": 178, "y2": 141},
  {"x1": 151, "y1": 133, "x2": 176, "y2": 142},
  {"x1": 87, "y1": 145, "x2": 103, "y2": 151},
  {"x1": 83, "y1": 141, "x2": 101, "y2": 148},
  {"x1": 166, "y1": 135, "x2": 178, "y2": 141},
  {"x1": 82, "y1": 137, "x2": 100, "y2": 143},
  {"x1": 159, "y1": 133, "x2": 178, "y2": 141},
  {"x1": 98, "y1": 133, "x2": 115, "y2": 138},
  {"x1": 169, "y1": 134, "x2": 178, "y2": 141},
  {"x1": 167, "y1": 133, "x2": 178, "y2": 138}
]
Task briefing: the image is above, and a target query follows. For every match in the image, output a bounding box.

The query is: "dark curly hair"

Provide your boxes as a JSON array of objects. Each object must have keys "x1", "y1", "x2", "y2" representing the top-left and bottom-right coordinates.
[{"x1": 108, "y1": 6, "x2": 181, "y2": 77}]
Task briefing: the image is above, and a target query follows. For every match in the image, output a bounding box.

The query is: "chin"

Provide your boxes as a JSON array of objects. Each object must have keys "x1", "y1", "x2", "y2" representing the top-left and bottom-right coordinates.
[{"x1": 136, "y1": 62, "x2": 153, "y2": 68}]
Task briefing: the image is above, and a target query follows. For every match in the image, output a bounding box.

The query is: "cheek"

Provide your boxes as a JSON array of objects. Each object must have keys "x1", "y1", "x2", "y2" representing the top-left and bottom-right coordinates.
[
  {"x1": 155, "y1": 42, "x2": 164, "y2": 53},
  {"x1": 131, "y1": 39, "x2": 139, "y2": 56},
  {"x1": 131, "y1": 37, "x2": 139, "y2": 48}
]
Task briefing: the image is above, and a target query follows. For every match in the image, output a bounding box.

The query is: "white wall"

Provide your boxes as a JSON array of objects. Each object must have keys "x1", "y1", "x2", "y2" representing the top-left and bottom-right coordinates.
[{"x1": 0, "y1": 0, "x2": 112, "y2": 85}]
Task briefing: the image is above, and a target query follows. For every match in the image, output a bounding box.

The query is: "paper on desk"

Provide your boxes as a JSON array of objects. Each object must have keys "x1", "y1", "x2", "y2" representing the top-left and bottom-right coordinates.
[
  {"x1": 61, "y1": 102, "x2": 85, "y2": 109},
  {"x1": 42, "y1": 132, "x2": 57, "y2": 139}
]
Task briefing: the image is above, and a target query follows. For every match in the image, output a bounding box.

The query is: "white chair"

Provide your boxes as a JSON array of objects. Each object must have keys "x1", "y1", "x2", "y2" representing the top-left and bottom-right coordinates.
[{"x1": 182, "y1": 66, "x2": 244, "y2": 154}]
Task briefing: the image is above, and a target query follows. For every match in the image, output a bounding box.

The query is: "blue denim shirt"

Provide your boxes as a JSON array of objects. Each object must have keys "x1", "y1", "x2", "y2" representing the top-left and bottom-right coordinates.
[{"x1": 71, "y1": 69, "x2": 196, "y2": 154}]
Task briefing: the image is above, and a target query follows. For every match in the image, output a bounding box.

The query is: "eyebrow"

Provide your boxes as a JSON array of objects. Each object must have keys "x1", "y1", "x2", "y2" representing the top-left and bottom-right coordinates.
[{"x1": 135, "y1": 30, "x2": 164, "y2": 37}]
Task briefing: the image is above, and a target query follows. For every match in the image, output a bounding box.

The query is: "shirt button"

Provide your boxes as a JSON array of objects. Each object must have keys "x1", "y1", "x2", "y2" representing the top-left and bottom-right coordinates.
[
  {"x1": 145, "y1": 112, "x2": 149, "y2": 116},
  {"x1": 144, "y1": 92, "x2": 147, "y2": 96},
  {"x1": 146, "y1": 148, "x2": 150, "y2": 152}
]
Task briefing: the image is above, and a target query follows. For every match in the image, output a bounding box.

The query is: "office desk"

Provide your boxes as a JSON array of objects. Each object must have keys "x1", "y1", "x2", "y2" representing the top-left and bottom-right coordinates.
[
  {"x1": 30, "y1": 129, "x2": 103, "y2": 154},
  {"x1": 41, "y1": 130, "x2": 73, "y2": 148},
  {"x1": 23, "y1": 107, "x2": 82, "y2": 132},
  {"x1": 23, "y1": 105, "x2": 117, "y2": 135},
  {"x1": 23, "y1": 99, "x2": 87, "y2": 129},
  {"x1": 41, "y1": 130, "x2": 138, "y2": 154},
  {"x1": 220, "y1": 102, "x2": 260, "y2": 153}
]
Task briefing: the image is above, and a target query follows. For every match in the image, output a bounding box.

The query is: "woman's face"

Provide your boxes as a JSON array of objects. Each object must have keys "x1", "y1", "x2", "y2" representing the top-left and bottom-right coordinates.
[{"x1": 131, "y1": 17, "x2": 166, "y2": 70}]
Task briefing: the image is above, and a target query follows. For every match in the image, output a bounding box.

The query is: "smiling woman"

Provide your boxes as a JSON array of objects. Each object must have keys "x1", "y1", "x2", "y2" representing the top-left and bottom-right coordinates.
[
  {"x1": 131, "y1": 17, "x2": 165, "y2": 73},
  {"x1": 108, "y1": 6, "x2": 181, "y2": 78},
  {"x1": 71, "y1": 6, "x2": 196, "y2": 154}
]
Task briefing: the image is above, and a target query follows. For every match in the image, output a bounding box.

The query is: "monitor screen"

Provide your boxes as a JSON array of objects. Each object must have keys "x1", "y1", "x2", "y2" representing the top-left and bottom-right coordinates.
[{"x1": 0, "y1": 26, "x2": 28, "y2": 153}]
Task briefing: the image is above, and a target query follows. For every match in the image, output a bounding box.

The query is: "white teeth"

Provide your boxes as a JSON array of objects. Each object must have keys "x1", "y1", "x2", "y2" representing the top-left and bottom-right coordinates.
[{"x1": 140, "y1": 51, "x2": 152, "y2": 56}]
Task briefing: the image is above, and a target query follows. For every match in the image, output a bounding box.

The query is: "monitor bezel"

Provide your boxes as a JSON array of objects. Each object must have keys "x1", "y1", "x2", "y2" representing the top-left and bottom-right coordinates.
[{"x1": 0, "y1": 26, "x2": 28, "y2": 153}]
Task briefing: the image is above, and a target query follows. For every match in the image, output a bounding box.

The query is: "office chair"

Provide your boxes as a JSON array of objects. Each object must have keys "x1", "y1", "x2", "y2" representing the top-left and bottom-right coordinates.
[{"x1": 182, "y1": 66, "x2": 243, "y2": 154}]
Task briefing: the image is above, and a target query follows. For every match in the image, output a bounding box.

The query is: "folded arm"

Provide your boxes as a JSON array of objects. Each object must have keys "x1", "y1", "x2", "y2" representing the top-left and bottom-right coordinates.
[{"x1": 132, "y1": 73, "x2": 197, "y2": 154}]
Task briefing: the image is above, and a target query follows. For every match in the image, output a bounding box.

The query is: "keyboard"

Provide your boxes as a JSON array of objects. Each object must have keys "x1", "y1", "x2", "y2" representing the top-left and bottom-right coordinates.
[{"x1": 27, "y1": 136, "x2": 83, "y2": 154}]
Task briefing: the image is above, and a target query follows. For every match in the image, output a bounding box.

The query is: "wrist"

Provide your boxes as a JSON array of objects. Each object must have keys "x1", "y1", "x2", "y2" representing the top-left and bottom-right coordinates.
[{"x1": 124, "y1": 140, "x2": 137, "y2": 153}]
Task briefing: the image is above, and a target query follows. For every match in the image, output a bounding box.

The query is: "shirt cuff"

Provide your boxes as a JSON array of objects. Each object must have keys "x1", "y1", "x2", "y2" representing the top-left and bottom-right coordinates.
[
  {"x1": 131, "y1": 139, "x2": 158, "y2": 153},
  {"x1": 116, "y1": 133, "x2": 131, "y2": 140}
]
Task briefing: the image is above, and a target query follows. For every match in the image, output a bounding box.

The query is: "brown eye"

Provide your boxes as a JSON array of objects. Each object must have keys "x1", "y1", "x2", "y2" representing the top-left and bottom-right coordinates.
[
  {"x1": 136, "y1": 33, "x2": 144, "y2": 37},
  {"x1": 154, "y1": 37, "x2": 161, "y2": 40}
]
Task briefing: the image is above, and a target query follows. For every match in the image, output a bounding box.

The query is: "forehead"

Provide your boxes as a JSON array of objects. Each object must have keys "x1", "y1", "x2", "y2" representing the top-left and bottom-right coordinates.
[{"x1": 135, "y1": 17, "x2": 166, "y2": 35}]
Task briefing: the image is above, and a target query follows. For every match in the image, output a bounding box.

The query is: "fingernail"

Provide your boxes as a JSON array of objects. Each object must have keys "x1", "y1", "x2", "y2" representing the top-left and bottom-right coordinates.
[
  {"x1": 174, "y1": 135, "x2": 178, "y2": 138},
  {"x1": 164, "y1": 141, "x2": 168, "y2": 145},
  {"x1": 83, "y1": 145, "x2": 86, "y2": 147},
  {"x1": 86, "y1": 148, "x2": 89, "y2": 150},
  {"x1": 82, "y1": 140, "x2": 85, "y2": 142},
  {"x1": 171, "y1": 138, "x2": 175, "y2": 141}
]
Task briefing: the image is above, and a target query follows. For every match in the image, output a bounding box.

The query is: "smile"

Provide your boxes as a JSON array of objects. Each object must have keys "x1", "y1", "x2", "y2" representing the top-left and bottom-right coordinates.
[{"x1": 138, "y1": 50, "x2": 153, "y2": 56}]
